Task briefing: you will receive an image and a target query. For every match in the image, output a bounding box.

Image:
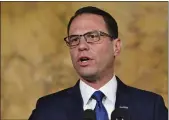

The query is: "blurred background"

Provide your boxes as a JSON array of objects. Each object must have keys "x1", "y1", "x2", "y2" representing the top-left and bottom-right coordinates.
[{"x1": 1, "y1": 2, "x2": 168, "y2": 119}]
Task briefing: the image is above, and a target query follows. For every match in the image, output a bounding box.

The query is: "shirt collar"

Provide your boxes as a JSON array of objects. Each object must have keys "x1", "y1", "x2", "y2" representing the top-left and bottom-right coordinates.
[
  {"x1": 80, "y1": 80, "x2": 96, "y2": 105},
  {"x1": 80, "y1": 75, "x2": 117, "y2": 105},
  {"x1": 99, "y1": 75, "x2": 117, "y2": 103}
]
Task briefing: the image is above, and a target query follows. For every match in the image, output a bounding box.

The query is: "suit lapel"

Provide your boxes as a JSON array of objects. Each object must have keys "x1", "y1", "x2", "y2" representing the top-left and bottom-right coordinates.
[
  {"x1": 65, "y1": 80, "x2": 84, "y2": 120},
  {"x1": 64, "y1": 77, "x2": 130, "y2": 120},
  {"x1": 115, "y1": 76, "x2": 130, "y2": 110}
]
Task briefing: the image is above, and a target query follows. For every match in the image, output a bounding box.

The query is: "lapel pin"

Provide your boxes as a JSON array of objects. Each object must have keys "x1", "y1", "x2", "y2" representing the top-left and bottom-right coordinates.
[{"x1": 119, "y1": 106, "x2": 128, "y2": 109}]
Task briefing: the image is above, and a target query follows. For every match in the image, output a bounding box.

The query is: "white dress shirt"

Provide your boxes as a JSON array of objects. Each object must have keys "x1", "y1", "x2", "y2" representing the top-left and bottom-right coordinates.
[{"x1": 79, "y1": 75, "x2": 117, "y2": 120}]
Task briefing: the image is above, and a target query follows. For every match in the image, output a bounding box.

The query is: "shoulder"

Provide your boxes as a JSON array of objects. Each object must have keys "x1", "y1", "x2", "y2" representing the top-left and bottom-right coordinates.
[
  {"x1": 126, "y1": 85, "x2": 166, "y2": 108},
  {"x1": 128, "y1": 85, "x2": 161, "y2": 99},
  {"x1": 37, "y1": 87, "x2": 73, "y2": 105},
  {"x1": 126, "y1": 85, "x2": 167, "y2": 119},
  {"x1": 29, "y1": 87, "x2": 75, "y2": 120},
  {"x1": 33, "y1": 86, "x2": 75, "y2": 112},
  {"x1": 116, "y1": 77, "x2": 161, "y2": 100}
]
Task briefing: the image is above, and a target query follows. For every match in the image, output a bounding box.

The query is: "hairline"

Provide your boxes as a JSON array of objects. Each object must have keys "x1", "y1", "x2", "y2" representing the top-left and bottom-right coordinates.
[{"x1": 68, "y1": 13, "x2": 111, "y2": 35}]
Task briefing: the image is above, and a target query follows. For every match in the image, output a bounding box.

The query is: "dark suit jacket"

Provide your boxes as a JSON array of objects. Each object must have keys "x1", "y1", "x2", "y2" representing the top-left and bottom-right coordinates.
[{"x1": 29, "y1": 77, "x2": 168, "y2": 120}]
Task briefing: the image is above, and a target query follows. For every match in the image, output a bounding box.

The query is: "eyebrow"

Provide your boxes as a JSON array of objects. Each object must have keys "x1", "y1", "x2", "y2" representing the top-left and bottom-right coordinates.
[{"x1": 69, "y1": 30, "x2": 99, "y2": 36}]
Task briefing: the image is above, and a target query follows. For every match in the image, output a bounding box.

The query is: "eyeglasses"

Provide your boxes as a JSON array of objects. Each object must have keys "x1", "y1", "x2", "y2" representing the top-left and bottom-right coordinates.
[{"x1": 64, "y1": 30, "x2": 114, "y2": 47}]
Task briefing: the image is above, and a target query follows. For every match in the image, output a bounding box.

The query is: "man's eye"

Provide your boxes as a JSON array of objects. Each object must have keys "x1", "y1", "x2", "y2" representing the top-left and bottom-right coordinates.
[
  {"x1": 72, "y1": 38, "x2": 79, "y2": 41},
  {"x1": 87, "y1": 34, "x2": 98, "y2": 38},
  {"x1": 69, "y1": 37, "x2": 79, "y2": 42},
  {"x1": 90, "y1": 35, "x2": 96, "y2": 38}
]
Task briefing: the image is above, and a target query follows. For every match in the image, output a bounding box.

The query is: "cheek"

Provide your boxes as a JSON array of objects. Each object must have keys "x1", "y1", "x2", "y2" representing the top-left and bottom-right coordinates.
[
  {"x1": 70, "y1": 50, "x2": 77, "y2": 63},
  {"x1": 95, "y1": 44, "x2": 114, "y2": 63}
]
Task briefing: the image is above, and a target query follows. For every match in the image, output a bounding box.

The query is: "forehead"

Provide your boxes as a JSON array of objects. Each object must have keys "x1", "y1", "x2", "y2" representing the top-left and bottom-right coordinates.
[{"x1": 69, "y1": 14, "x2": 108, "y2": 35}]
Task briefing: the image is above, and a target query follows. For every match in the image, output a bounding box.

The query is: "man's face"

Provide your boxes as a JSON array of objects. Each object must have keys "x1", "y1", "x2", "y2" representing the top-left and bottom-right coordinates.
[{"x1": 68, "y1": 14, "x2": 121, "y2": 81}]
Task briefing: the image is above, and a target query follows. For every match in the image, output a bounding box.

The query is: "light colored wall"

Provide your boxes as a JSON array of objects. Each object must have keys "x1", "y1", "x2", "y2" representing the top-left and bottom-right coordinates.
[{"x1": 1, "y1": 2, "x2": 168, "y2": 119}]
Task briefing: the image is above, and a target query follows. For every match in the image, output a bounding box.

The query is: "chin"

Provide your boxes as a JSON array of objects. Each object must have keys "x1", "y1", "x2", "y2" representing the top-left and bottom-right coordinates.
[{"x1": 79, "y1": 72, "x2": 98, "y2": 82}]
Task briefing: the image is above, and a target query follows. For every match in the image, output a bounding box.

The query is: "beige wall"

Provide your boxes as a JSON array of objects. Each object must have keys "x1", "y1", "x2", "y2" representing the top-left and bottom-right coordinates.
[{"x1": 1, "y1": 2, "x2": 168, "y2": 119}]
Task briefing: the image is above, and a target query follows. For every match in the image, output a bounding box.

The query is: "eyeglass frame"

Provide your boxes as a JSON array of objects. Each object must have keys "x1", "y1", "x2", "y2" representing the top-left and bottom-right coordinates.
[{"x1": 64, "y1": 30, "x2": 115, "y2": 47}]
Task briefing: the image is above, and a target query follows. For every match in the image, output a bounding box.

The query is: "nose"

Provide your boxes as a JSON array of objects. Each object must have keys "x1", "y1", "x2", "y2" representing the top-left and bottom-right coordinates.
[{"x1": 78, "y1": 37, "x2": 89, "y2": 51}]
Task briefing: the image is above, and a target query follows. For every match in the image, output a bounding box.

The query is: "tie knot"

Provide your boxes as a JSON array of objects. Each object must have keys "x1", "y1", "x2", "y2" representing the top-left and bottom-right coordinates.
[{"x1": 92, "y1": 91, "x2": 105, "y2": 102}]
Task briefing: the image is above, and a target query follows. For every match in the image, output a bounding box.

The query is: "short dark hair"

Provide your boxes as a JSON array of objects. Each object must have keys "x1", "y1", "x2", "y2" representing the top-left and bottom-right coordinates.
[{"x1": 67, "y1": 6, "x2": 118, "y2": 38}]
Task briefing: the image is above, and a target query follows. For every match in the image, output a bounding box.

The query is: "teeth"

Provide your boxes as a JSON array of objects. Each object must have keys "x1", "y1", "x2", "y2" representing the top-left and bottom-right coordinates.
[
  {"x1": 80, "y1": 57, "x2": 89, "y2": 62},
  {"x1": 81, "y1": 60, "x2": 88, "y2": 62}
]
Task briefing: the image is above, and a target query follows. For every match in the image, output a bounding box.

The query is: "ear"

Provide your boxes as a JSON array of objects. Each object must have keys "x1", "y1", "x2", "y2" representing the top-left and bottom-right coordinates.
[{"x1": 113, "y1": 38, "x2": 122, "y2": 56}]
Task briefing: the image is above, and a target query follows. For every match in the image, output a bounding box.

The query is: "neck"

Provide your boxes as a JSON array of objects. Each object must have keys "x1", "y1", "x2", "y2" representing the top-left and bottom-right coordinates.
[{"x1": 80, "y1": 73, "x2": 115, "y2": 90}]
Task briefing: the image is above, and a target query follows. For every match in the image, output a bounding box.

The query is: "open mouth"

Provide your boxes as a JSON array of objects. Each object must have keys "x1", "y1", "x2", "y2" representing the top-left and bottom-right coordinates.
[
  {"x1": 79, "y1": 57, "x2": 90, "y2": 62},
  {"x1": 78, "y1": 56, "x2": 92, "y2": 66}
]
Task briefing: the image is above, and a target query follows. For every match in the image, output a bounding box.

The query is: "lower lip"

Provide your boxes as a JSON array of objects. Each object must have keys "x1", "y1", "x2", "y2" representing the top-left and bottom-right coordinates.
[{"x1": 78, "y1": 60, "x2": 92, "y2": 67}]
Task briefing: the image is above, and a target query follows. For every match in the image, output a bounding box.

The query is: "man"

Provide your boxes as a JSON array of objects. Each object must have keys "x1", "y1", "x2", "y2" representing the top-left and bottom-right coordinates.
[{"x1": 29, "y1": 6, "x2": 168, "y2": 120}]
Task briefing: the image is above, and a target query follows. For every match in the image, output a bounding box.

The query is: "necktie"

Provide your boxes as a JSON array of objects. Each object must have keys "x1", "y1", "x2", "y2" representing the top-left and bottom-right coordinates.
[{"x1": 92, "y1": 91, "x2": 109, "y2": 120}]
